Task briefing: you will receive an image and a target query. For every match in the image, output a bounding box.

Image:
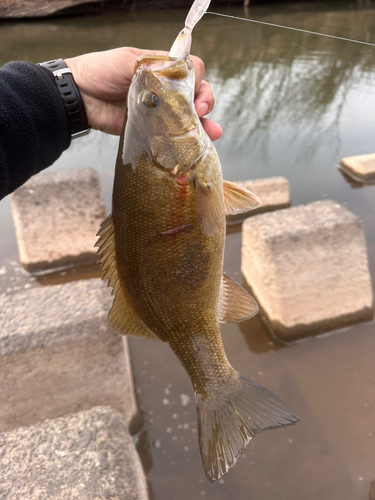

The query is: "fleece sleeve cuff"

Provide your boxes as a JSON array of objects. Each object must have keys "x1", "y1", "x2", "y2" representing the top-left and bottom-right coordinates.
[{"x1": 0, "y1": 61, "x2": 71, "y2": 200}]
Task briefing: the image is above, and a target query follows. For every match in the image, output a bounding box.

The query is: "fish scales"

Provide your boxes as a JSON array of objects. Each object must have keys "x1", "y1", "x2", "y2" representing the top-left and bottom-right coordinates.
[
  {"x1": 96, "y1": 52, "x2": 298, "y2": 483},
  {"x1": 113, "y1": 145, "x2": 223, "y2": 343}
]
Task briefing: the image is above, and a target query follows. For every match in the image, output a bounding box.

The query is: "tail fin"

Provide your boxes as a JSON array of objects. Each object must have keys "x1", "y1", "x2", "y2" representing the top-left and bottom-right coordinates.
[{"x1": 196, "y1": 372, "x2": 299, "y2": 482}]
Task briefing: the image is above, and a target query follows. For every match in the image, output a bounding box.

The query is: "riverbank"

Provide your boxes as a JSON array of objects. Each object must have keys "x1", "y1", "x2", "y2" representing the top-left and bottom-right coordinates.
[{"x1": 0, "y1": 0, "x2": 353, "y2": 20}]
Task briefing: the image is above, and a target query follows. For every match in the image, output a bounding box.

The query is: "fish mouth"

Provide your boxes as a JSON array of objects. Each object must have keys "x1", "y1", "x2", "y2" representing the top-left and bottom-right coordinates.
[
  {"x1": 168, "y1": 126, "x2": 197, "y2": 138},
  {"x1": 135, "y1": 55, "x2": 191, "y2": 81}
]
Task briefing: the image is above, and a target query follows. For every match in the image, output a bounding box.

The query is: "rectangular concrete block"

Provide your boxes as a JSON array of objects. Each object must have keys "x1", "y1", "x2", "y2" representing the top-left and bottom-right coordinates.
[
  {"x1": 241, "y1": 200, "x2": 374, "y2": 341},
  {"x1": 11, "y1": 168, "x2": 106, "y2": 274},
  {"x1": 0, "y1": 279, "x2": 137, "y2": 432},
  {"x1": 0, "y1": 406, "x2": 148, "y2": 500},
  {"x1": 339, "y1": 153, "x2": 375, "y2": 184},
  {"x1": 226, "y1": 176, "x2": 290, "y2": 224}
]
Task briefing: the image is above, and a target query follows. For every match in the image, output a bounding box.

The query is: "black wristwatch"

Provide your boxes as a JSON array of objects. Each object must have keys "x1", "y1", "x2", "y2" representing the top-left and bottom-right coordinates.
[{"x1": 38, "y1": 58, "x2": 90, "y2": 140}]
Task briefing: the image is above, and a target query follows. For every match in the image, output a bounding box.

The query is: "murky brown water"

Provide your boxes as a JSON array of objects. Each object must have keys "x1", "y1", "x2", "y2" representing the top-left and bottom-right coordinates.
[{"x1": 1, "y1": 2, "x2": 375, "y2": 499}]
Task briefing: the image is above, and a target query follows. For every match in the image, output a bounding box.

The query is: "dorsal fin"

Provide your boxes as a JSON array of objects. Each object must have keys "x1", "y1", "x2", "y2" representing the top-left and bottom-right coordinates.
[
  {"x1": 223, "y1": 180, "x2": 261, "y2": 215},
  {"x1": 219, "y1": 272, "x2": 258, "y2": 323},
  {"x1": 95, "y1": 215, "x2": 160, "y2": 341}
]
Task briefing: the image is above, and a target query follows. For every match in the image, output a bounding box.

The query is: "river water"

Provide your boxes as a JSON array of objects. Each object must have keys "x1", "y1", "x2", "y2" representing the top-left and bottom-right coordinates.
[{"x1": 1, "y1": 2, "x2": 375, "y2": 499}]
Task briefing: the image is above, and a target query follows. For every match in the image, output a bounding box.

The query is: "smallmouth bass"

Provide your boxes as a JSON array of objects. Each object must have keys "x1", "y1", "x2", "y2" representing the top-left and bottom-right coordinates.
[{"x1": 96, "y1": 53, "x2": 298, "y2": 482}]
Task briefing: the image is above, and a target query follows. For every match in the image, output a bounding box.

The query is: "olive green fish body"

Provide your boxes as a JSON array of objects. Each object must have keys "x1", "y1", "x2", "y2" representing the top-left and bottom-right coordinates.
[
  {"x1": 113, "y1": 138, "x2": 232, "y2": 393},
  {"x1": 97, "y1": 55, "x2": 298, "y2": 482}
]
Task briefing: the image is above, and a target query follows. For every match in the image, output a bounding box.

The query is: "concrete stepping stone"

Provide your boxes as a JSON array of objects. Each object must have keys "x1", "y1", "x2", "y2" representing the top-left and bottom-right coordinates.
[
  {"x1": 242, "y1": 200, "x2": 374, "y2": 341},
  {"x1": 11, "y1": 168, "x2": 106, "y2": 274},
  {"x1": 0, "y1": 406, "x2": 148, "y2": 500},
  {"x1": 226, "y1": 176, "x2": 290, "y2": 224},
  {"x1": 339, "y1": 153, "x2": 375, "y2": 184},
  {"x1": 0, "y1": 279, "x2": 137, "y2": 433}
]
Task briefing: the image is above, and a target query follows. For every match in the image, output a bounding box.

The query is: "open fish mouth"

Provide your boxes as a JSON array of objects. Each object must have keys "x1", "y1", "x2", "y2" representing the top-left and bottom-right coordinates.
[{"x1": 135, "y1": 55, "x2": 192, "y2": 84}]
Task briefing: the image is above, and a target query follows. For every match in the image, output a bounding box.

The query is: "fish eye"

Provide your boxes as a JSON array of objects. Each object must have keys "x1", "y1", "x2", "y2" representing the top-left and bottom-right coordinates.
[
  {"x1": 142, "y1": 91, "x2": 159, "y2": 108},
  {"x1": 180, "y1": 29, "x2": 185, "y2": 35}
]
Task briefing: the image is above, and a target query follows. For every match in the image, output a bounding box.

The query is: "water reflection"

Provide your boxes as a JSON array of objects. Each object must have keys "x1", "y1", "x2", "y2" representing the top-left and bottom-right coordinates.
[
  {"x1": 1, "y1": 3, "x2": 375, "y2": 209},
  {"x1": 238, "y1": 315, "x2": 283, "y2": 353},
  {"x1": 338, "y1": 168, "x2": 374, "y2": 188},
  {"x1": 203, "y1": 7, "x2": 375, "y2": 187}
]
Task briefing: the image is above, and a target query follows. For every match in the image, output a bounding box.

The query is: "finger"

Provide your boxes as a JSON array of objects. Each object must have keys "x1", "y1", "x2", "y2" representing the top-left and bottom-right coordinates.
[
  {"x1": 201, "y1": 118, "x2": 223, "y2": 142},
  {"x1": 122, "y1": 47, "x2": 169, "y2": 58},
  {"x1": 189, "y1": 55, "x2": 205, "y2": 94},
  {"x1": 194, "y1": 80, "x2": 215, "y2": 118}
]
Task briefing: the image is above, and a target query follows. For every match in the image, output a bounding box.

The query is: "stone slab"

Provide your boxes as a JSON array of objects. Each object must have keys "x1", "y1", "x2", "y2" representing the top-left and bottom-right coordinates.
[
  {"x1": 339, "y1": 153, "x2": 375, "y2": 184},
  {"x1": 0, "y1": 279, "x2": 137, "y2": 432},
  {"x1": 0, "y1": 406, "x2": 148, "y2": 500},
  {"x1": 241, "y1": 200, "x2": 374, "y2": 341},
  {"x1": 11, "y1": 168, "x2": 106, "y2": 274},
  {"x1": 226, "y1": 176, "x2": 290, "y2": 224}
]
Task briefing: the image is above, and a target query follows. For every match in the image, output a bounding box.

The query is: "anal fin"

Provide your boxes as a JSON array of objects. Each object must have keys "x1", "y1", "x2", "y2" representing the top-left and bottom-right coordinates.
[
  {"x1": 108, "y1": 287, "x2": 160, "y2": 341},
  {"x1": 220, "y1": 272, "x2": 258, "y2": 323},
  {"x1": 223, "y1": 180, "x2": 261, "y2": 215},
  {"x1": 96, "y1": 214, "x2": 160, "y2": 341}
]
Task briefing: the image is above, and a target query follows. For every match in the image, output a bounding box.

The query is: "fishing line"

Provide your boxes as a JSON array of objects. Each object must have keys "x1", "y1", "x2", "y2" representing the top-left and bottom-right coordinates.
[{"x1": 206, "y1": 11, "x2": 375, "y2": 48}]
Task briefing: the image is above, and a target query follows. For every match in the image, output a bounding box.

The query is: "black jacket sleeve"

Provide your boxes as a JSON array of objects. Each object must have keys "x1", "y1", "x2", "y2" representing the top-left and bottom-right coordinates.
[{"x1": 0, "y1": 61, "x2": 71, "y2": 200}]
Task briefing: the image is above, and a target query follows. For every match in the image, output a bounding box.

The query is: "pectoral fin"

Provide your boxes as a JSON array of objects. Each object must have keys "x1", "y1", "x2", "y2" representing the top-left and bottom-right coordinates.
[
  {"x1": 223, "y1": 180, "x2": 261, "y2": 215},
  {"x1": 219, "y1": 272, "x2": 258, "y2": 323},
  {"x1": 96, "y1": 215, "x2": 160, "y2": 342},
  {"x1": 195, "y1": 178, "x2": 224, "y2": 237}
]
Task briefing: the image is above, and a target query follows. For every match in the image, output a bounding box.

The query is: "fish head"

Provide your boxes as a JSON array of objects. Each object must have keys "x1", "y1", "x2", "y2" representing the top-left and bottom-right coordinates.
[{"x1": 125, "y1": 54, "x2": 208, "y2": 173}]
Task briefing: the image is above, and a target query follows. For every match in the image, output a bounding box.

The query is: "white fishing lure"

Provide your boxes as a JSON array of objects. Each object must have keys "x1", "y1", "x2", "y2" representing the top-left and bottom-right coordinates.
[{"x1": 169, "y1": 0, "x2": 211, "y2": 59}]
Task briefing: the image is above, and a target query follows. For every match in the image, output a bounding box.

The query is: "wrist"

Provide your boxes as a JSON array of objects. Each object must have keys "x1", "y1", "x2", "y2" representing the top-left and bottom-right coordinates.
[{"x1": 37, "y1": 58, "x2": 90, "y2": 140}]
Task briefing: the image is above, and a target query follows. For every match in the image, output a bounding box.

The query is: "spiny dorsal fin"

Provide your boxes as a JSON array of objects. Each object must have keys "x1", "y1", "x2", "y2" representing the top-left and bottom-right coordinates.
[
  {"x1": 195, "y1": 178, "x2": 224, "y2": 237},
  {"x1": 223, "y1": 180, "x2": 261, "y2": 215},
  {"x1": 219, "y1": 272, "x2": 258, "y2": 323},
  {"x1": 95, "y1": 215, "x2": 160, "y2": 342}
]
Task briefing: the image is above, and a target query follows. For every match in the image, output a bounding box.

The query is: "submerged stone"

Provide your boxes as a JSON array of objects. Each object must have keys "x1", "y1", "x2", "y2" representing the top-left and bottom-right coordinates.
[{"x1": 241, "y1": 200, "x2": 374, "y2": 341}]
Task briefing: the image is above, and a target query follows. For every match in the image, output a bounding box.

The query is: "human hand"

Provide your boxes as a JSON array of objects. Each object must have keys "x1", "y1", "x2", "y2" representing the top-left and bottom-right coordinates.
[{"x1": 65, "y1": 47, "x2": 222, "y2": 141}]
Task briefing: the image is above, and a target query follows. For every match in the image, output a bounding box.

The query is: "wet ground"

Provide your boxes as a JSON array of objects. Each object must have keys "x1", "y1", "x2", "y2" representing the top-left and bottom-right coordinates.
[{"x1": 1, "y1": 2, "x2": 375, "y2": 498}]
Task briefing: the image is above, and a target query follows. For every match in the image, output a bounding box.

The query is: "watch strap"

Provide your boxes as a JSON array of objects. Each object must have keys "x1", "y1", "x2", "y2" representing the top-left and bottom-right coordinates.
[{"x1": 38, "y1": 59, "x2": 90, "y2": 139}]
